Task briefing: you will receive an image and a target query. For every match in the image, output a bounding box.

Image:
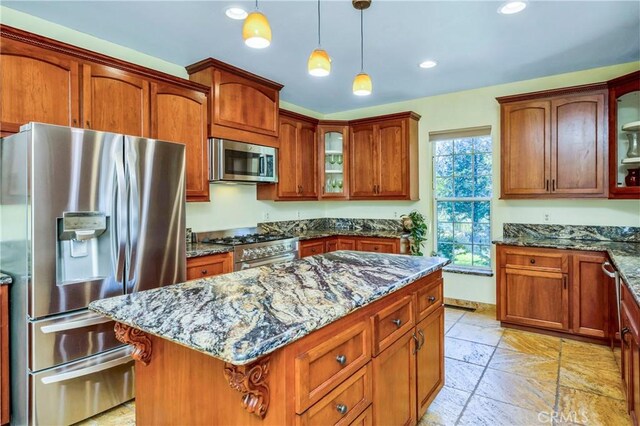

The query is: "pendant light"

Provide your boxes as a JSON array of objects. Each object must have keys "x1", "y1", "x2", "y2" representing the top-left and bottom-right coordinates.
[
  {"x1": 352, "y1": 2, "x2": 372, "y2": 96},
  {"x1": 243, "y1": 0, "x2": 272, "y2": 49},
  {"x1": 308, "y1": 0, "x2": 331, "y2": 77}
]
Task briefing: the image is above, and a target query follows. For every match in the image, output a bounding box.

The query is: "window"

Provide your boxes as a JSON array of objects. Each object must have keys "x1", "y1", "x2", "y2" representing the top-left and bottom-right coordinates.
[{"x1": 432, "y1": 128, "x2": 492, "y2": 269}]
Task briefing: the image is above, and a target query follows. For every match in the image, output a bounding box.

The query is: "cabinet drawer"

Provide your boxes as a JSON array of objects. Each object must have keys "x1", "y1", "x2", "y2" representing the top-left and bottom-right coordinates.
[
  {"x1": 356, "y1": 239, "x2": 398, "y2": 254},
  {"x1": 416, "y1": 279, "x2": 443, "y2": 321},
  {"x1": 371, "y1": 295, "x2": 415, "y2": 355},
  {"x1": 300, "y1": 241, "x2": 326, "y2": 258},
  {"x1": 297, "y1": 364, "x2": 372, "y2": 426},
  {"x1": 349, "y1": 405, "x2": 372, "y2": 426},
  {"x1": 295, "y1": 320, "x2": 371, "y2": 413},
  {"x1": 502, "y1": 247, "x2": 568, "y2": 272},
  {"x1": 186, "y1": 252, "x2": 233, "y2": 279}
]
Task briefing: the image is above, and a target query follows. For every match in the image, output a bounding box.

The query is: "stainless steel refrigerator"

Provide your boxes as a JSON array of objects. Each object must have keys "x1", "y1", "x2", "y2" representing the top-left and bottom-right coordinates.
[{"x1": 0, "y1": 123, "x2": 186, "y2": 425}]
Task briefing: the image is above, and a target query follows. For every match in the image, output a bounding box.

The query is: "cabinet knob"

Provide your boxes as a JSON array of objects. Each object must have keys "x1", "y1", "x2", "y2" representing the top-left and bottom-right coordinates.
[
  {"x1": 336, "y1": 404, "x2": 348, "y2": 415},
  {"x1": 391, "y1": 318, "x2": 402, "y2": 328},
  {"x1": 201, "y1": 269, "x2": 208, "y2": 275},
  {"x1": 72, "y1": 119, "x2": 78, "y2": 126},
  {"x1": 86, "y1": 120, "x2": 91, "y2": 129},
  {"x1": 621, "y1": 327, "x2": 630, "y2": 343},
  {"x1": 336, "y1": 354, "x2": 347, "y2": 365},
  {"x1": 428, "y1": 296, "x2": 436, "y2": 303},
  {"x1": 374, "y1": 246, "x2": 379, "y2": 251},
  {"x1": 530, "y1": 258, "x2": 535, "y2": 264}
]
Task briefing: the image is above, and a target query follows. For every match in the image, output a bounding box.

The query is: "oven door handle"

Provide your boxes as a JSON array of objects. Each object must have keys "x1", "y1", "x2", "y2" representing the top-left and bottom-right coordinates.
[{"x1": 239, "y1": 253, "x2": 297, "y2": 270}]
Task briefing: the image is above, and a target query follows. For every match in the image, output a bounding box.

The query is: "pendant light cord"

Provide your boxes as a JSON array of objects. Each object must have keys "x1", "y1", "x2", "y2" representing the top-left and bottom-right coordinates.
[
  {"x1": 255, "y1": 0, "x2": 259, "y2": 10},
  {"x1": 360, "y1": 9, "x2": 364, "y2": 72},
  {"x1": 317, "y1": 0, "x2": 321, "y2": 46}
]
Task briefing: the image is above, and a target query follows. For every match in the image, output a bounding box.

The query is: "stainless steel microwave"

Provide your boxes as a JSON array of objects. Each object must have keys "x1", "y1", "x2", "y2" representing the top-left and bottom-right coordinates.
[{"x1": 209, "y1": 139, "x2": 278, "y2": 183}]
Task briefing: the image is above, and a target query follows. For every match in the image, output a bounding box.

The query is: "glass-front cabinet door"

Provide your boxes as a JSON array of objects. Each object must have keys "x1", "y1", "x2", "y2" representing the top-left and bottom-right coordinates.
[
  {"x1": 318, "y1": 124, "x2": 349, "y2": 199},
  {"x1": 609, "y1": 71, "x2": 640, "y2": 199}
]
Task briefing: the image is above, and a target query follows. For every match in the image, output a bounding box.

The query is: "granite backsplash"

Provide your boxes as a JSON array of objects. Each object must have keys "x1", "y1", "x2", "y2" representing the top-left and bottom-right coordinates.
[
  {"x1": 503, "y1": 223, "x2": 640, "y2": 243},
  {"x1": 259, "y1": 218, "x2": 404, "y2": 234}
]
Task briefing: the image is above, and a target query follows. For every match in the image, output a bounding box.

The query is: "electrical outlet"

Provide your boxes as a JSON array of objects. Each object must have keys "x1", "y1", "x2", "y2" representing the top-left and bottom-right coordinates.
[
  {"x1": 296, "y1": 211, "x2": 301, "y2": 219},
  {"x1": 544, "y1": 213, "x2": 550, "y2": 223},
  {"x1": 393, "y1": 211, "x2": 398, "y2": 219},
  {"x1": 262, "y1": 212, "x2": 270, "y2": 221}
]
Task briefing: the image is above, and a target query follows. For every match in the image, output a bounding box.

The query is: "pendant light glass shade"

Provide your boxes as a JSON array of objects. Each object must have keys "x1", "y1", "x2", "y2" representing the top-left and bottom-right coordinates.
[
  {"x1": 352, "y1": 72, "x2": 372, "y2": 96},
  {"x1": 308, "y1": 48, "x2": 331, "y2": 77},
  {"x1": 243, "y1": 11, "x2": 271, "y2": 48}
]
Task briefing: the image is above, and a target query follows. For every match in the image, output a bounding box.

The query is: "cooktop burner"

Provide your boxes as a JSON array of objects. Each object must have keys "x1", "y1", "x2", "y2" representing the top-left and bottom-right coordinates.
[{"x1": 202, "y1": 232, "x2": 293, "y2": 246}]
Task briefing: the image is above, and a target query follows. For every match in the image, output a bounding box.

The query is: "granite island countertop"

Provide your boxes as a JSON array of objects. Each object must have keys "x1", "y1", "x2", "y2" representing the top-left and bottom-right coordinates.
[
  {"x1": 186, "y1": 242, "x2": 234, "y2": 259},
  {"x1": 494, "y1": 237, "x2": 640, "y2": 305},
  {"x1": 0, "y1": 273, "x2": 11, "y2": 285},
  {"x1": 89, "y1": 251, "x2": 449, "y2": 365}
]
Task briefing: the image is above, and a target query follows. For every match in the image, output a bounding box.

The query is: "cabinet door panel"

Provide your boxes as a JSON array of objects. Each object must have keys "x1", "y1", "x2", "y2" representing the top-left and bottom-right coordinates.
[
  {"x1": 0, "y1": 39, "x2": 80, "y2": 133},
  {"x1": 372, "y1": 330, "x2": 416, "y2": 426},
  {"x1": 551, "y1": 94, "x2": 606, "y2": 195},
  {"x1": 356, "y1": 239, "x2": 398, "y2": 254},
  {"x1": 298, "y1": 123, "x2": 318, "y2": 197},
  {"x1": 571, "y1": 253, "x2": 609, "y2": 338},
  {"x1": 82, "y1": 64, "x2": 149, "y2": 137},
  {"x1": 501, "y1": 101, "x2": 550, "y2": 196},
  {"x1": 152, "y1": 83, "x2": 208, "y2": 202},
  {"x1": 501, "y1": 267, "x2": 569, "y2": 330},
  {"x1": 338, "y1": 238, "x2": 356, "y2": 251},
  {"x1": 416, "y1": 307, "x2": 444, "y2": 419},
  {"x1": 277, "y1": 117, "x2": 301, "y2": 198},
  {"x1": 186, "y1": 253, "x2": 233, "y2": 280},
  {"x1": 622, "y1": 307, "x2": 634, "y2": 413},
  {"x1": 350, "y1": 125, "x2": 378, "y2": 198},
  {"x1": 378, "y1": 119, "x2": 406, "y2": 197},
  {"x1": 300, "y1": 240, "x2": 325, "y2": 258}
]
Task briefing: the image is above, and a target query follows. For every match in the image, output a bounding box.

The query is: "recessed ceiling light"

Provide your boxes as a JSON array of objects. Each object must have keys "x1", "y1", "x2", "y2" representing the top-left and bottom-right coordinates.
[
  {"x1": 419, "y1": 60, "x2": 438, "y2": 69},
  {"x1": 498, "y1": 1, "x2": 527, "y2": 15},
  {"x1": 225, "y1": 7, "x2": 248, "y2": 20}
]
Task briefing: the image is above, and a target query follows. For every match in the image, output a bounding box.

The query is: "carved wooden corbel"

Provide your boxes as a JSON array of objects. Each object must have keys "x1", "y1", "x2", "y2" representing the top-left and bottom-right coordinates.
[
  {"x1": 114, "y1": 322, "x2": 152, "y2": 365},
  {"x1": 223, "y1": 357, "x2": 270, "y2": 418}
]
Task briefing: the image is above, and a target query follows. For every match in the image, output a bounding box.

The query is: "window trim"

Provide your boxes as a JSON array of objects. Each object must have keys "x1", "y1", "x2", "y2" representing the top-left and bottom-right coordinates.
[{"x1": 431, "y1": 135, "x2": 493, "y2": 271}]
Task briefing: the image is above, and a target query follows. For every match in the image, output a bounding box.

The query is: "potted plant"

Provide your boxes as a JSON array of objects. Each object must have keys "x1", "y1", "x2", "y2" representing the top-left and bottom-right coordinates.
[{"x1": 401, "y1": 211, "x2": 428, "y2": 256}]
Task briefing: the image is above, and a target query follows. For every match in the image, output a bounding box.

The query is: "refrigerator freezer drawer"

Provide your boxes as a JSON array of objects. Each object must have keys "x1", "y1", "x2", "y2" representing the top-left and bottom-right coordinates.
[
  {"x1": 31, "y1": 346, "x2": 134, "y2": 426},
  {"x1": 30, "y1": 309, "x2": 123, "y2": 371}
]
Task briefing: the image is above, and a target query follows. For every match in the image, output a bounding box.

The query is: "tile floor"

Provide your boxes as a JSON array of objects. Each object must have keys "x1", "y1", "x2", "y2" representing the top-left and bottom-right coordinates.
[{"x1": 76, "y1": 306, "x2": 630, "y2": 426}]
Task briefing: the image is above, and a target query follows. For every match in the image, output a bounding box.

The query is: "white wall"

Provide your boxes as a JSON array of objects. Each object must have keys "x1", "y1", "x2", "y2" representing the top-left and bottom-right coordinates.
[{"x1": 4, "y1": 6, "x2": 639, "y2": 304}]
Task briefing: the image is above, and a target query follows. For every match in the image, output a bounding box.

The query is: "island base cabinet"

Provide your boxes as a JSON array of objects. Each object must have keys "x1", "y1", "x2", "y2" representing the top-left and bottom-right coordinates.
[
  {"x1": 416, "y1": 307, "x2": 444, "y2": 419},
  {"x1": 372, "y1": 330, "x2": 416, "y2": 426}
]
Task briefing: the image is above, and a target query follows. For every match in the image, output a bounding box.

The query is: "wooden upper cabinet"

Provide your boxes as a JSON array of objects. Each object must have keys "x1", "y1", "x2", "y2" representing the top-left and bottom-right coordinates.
[
  {"x1": 151, "y1": 82, "x2": 209, "y2": 202},
  {"x1": 257, "y1": 110, "x2": 318, "y2": 201},
  {"x1": 186, "y1": 58, "x2": 283, "y2": 148},
  {"x1": 500, "y1": 101, "x2": 551, "y2": 196},
  {"x1": 350, "y1": 112, "x2": 420, "y2": 200},
  {"x1": 318, "y1": 123, "x2": 349, "y2": 199},
  {"x1": 497, "y1": 84, "x2": 608, "y2": 199},
  {"x1": 0, "y1": 37, "x2": 80, "y2": 133},
  {"x1": 82, "y1": 64, "x2": 150, "y2": 137}
]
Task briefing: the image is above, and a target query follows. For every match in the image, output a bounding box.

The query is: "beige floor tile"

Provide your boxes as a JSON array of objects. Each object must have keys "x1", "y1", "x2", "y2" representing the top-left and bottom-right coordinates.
[
  {"x1": 560, "y1": 361, "x2": 626, "y2": 400},
  {"x1": 475, "y1": 368, "x2": 557, "y2": 413},
  {"x1": 445, "y1": 307, "x2": 466, "y2": 322},
  {"x1": 488, "y1": 347, "x2": 559, "y2": 383},
  {"x1": 445, "y1": 358, "x2": 484, "y2": 393},
  {"x1": 446, "y1": 322, "x2": 504, "y2": 346},
  {"x1": 73, "y1": 404, "x2": 135, "y2": 426},
  {"x1": 445, "y1": 337, "x2": 495, "y2": 366},
  {"x1": 444, "y1": 319, "x2": 457, "y2": 333},
  {"x1": 458, "y1": 311, "x2": 502, "y2": 328},
  {"x1": 561, "y1": 339, "x2": 619, "y2": 372},
  {"x1": 557, "y1": 386, "x2": 632, "y2": 426},
  {"x1": 457, "y1": 394, "x2": 544, "y2": 426},
  {"x1": 498, "y1": 328, "x2": 561, "y2": 358},
  {"x1": 418, "y1": 386, "x2": 471, "y2": 426},
  {"x1": 614, "y1": 346, "x2": 622, "y2": 372}
]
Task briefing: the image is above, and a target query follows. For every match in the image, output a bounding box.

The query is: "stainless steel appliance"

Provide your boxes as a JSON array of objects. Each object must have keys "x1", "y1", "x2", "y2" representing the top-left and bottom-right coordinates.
[
  {"x1": 209, "y1": 139, "x2": 278, "y2": 183},
  {"x1": 194, "y1": 228, "x2": 298, "y2": 271},
  {"x1": 602, "y1": 261, "x2": 622, "y2": 338},
  {"x1": 0, "y1": 123, "x2": 186, "y2": 425}
]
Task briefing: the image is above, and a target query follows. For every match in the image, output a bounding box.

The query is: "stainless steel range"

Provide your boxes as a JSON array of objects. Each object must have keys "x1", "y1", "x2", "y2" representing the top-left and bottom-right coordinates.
[{"x1": 194, "y1": 228, "x2": 299, "y2": 271}]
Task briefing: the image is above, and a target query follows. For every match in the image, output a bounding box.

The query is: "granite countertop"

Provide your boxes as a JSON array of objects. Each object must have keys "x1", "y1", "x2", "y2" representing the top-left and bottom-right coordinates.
[
  {"x1": 89, "y1": 251, "x2": 449, "y2": 365},
  {"x1": 186, "y1": 242, "x2": 234, "y2": 259},
  {"x1": 294, "y1": 229, "x2": 408, "y2": 241},
  {"x1": 0, "y1": 273, "x2": 11, "y2": 286},
  {"x1": 494, "y1": 237, "x2": 640, "y2": 305}
]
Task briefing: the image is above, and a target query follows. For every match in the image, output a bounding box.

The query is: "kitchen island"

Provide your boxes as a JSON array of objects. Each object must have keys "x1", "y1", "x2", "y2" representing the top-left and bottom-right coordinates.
[{"x1": 89, "y1": 251, "x2": 448, "y2": 426}]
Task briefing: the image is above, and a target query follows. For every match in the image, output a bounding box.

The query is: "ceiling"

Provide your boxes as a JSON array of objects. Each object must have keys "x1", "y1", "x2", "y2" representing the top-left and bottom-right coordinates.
[{"x1": 4, "y1": 0, "x2": 639, "y2": 113}]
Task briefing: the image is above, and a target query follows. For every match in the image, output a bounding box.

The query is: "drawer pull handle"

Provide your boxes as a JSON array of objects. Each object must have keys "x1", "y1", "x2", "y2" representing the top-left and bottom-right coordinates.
[
  {"x1": 336, "y1": 354, "x2": 347, "y2": 366},
  {"x1": 391, "y1": 318, "x2": 402, "y2": 327},
  {"x1": 622, "y1": 327, "x2": 630, "y2": 343},
  {"x1": 201, "y1": 269, "x2": 208, "y2": 275},
  {"x1": 418, "y1": 329, "x2": 425, "y2": 349},
  {"x1": 428, "y1": 296, "x2": 436, "y2": 303},
  {"x1": 336, "y1": 404, "x2": 348, "y2": 415},
  {"x1": 530, "y1": 258, "x2": 535, "y2": 264},
  {"x1": 374, "y1": 246, "x2": 379, "y2": 251}
]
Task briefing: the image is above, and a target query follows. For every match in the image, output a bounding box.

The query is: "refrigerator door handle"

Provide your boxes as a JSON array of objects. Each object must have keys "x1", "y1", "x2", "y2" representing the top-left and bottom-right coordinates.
[
  {"x1": 40, "y1": 354, "x2": 132, "y2": 385},
  {"x1": 125, "y1": 142, "x2": 140, "y2": 287},
  {"x1": 113, "y1": 144, "x2": 127, "y2": 284}
]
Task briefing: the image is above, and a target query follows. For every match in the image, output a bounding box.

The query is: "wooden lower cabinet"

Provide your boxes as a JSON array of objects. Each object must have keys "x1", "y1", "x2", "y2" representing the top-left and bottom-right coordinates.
[
  {"x1": 300, "y1": 237, "x2": 400, "y2": 258},
  {"x1": 416, "y1": 307, "x2": 444, "y2": 419},
  {"x1": 349, "y1": 405, "x2": 372, "y2": 426},
  {"x1": 0, "y1": 286, "x2": 8, "y2": 425},
  {"x1": 356, "y1": 238, "x2": 399, "y2": 254},
  {"x1": 372, "y1": 330, "x2": 416, "y2": 426},
  {"x1": 338, "y1": 239, "x2": 357, "y2": 251},
  {"x1": 571, "y1": 253, "x2": 609, "y2": 338},
  {"x1": 621, "y1": 283, "x2": 640, "y2": 424},
  {"x1": 300, "y1": 240, "x2": 326, "y2": 258},
  {"x1": 186, "y1": 253, "x2": 233, "y2": 280}
]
